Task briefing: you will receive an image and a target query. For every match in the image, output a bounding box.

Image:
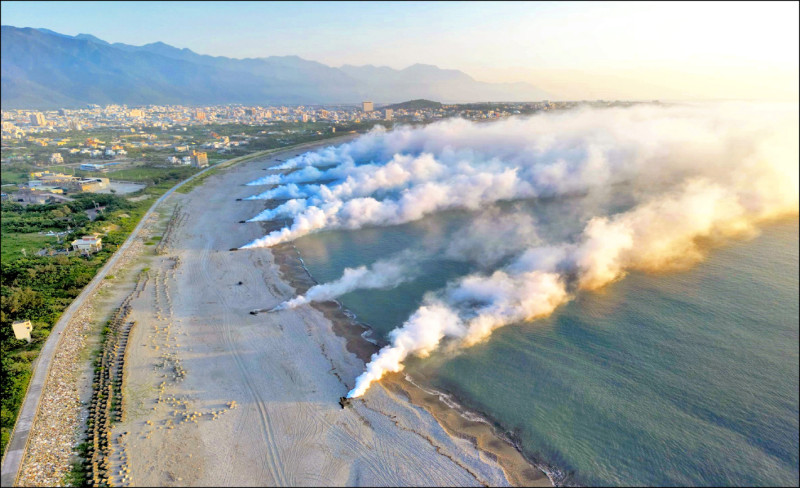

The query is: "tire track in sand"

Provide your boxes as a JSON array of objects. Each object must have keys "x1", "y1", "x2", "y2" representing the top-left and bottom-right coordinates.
[{"x1": 199, "y1": 238, "x2": 289, "y2": 486}]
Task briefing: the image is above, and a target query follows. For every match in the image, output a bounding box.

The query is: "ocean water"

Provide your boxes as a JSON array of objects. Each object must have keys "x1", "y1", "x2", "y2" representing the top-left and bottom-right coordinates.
[{"x1": 292, "y1": 206, "x2": 799, "y2": 486}]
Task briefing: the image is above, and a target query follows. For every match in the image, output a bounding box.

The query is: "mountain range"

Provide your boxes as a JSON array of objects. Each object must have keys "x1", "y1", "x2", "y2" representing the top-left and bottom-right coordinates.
[{"x1": 1, "y1": 26, "x2": 550, "y2": 109}]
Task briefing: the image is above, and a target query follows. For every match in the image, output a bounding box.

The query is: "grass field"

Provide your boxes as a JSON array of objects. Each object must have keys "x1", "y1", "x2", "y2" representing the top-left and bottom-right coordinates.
[
  {"x1": 0, "y1": 232, "x2": 56, "y2": 262},
  {"x1": 0, "y1": 170, "x2": 30, "y2": 185},
  {"x1": 83, "y1": 166, "x2": 199, "y2": 183}
]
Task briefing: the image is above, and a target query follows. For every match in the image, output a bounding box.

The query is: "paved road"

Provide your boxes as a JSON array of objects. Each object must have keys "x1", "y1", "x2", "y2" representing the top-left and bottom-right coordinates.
[
  {"x1": 0, "y1": 139, "x2": 353, "y2": 486},
  {"x1": 0, "y1": 160, "x2": 222, "y2": 486}
]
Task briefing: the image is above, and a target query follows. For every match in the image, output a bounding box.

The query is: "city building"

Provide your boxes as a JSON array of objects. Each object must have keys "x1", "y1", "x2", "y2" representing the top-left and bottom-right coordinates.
[
  {"x1": 75, "y1": 177, "x2": 110, "y2": 192},
  {"x1": 384, "y1": 109, "x2": 393, "y2": 120},
  {"x1": 30, "y1": 171, "x2": 75, "y2": 184},
  {"x1": 80, "y1": 163, "x2": 108, "y2": 172},
  {"x1": 362, "y1": 101, "x2": 374, "y2": 113},
  {"x1": 10, "y1": 189, "x2": 58, "y2": 205},
  {"x1": 12, "y1": 320, "x2": 33, "y2": 342},
  {"x1": 50, "y1": 152, "x2": 64, "y2": 164},
  {"x1": 29, "y1": 112, "x2": 46, "y2": 126},
  {"x1": 71, "y1": 234, "x2": 103, "y2": 254},
  {"x1": 190, "y1": 150, "x2": 208, "y2": 168}
]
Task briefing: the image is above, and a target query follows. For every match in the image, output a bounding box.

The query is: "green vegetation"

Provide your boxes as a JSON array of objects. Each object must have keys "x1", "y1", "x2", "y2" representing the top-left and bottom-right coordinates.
[
  {"x1": 384, "y1": 99, "x2": 443, "y2": 110},
  {"x1": 0, "y1": 232, "x2": 53, "y2": 263},
  {"x1": 79, "y1": 166, "x2": 199, "y2": 185},
  {"x1": 0, "y1": 192, "x2": 152, "y2": 457},
  {"x1": 0, "y1": 163, "x2": 32, "y2": 185},
  {"x1": 63, "y1": 441, "x2": 90, "y2": 487}
]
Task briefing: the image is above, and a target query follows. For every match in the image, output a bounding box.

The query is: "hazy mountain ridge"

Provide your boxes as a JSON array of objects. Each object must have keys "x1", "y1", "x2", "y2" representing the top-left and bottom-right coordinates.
[{"x1": 0, "y1": 26, "x2": 549, "y2": 109}]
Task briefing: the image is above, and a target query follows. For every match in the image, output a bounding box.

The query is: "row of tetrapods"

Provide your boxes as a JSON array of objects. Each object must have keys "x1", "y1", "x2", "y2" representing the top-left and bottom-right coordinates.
[{"x1": 83, "y1": 298, "x2": 135, "y2": 487}]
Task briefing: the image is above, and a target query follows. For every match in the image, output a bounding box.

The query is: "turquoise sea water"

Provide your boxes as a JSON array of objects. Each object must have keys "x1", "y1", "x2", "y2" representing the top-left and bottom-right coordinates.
[{"x1": 293, "y1": 208, "x2": 799, "y2": 486}]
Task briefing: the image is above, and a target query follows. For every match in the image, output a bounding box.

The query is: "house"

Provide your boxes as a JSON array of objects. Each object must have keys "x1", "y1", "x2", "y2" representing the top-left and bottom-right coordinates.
[
  {"x1": 12, "y1": 189, "x2": 55, "y2": 205},
  {"x1": 190, "y1": 150, "x2": 209, "y2": 168},
  {"x1": 12, "y1": 320, "x2": 33, "y2": 342},
  {"x1": 80, "y1": 163, "x2": 104, "y2": 171},
  {"x1": 74, "y1": 177, "x2": 110, "y2": 192},
  {"x1": 71, "y1": 234, "x2": 103, "y2": 254}
]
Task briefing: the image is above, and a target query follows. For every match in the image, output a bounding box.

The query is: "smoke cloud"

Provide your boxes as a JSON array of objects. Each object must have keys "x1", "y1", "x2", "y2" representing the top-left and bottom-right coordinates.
[
  {"x1": 270, "y1": 252, "x2": 422, "y2": 311},
  {"x1": 444, "y1": 207, "x2": 542, "y2": 267},
  {"x1": 334, "y1": 103, "x2": 798, "y2": 398},
  {"x1": 242, "y1": 103, "x2": 797, "y2": 249},
  {"x1": 235, "y1": 102, "x2": 798, "y2": 397},
  {"x1": 348, "y1": 169, "x2": 799, "y2": 397}
]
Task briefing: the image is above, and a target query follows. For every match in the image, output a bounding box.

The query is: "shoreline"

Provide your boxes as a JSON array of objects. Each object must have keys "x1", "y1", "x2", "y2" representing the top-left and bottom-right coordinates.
[
  {"x1": 104, "y1": 137, "x2": 520, "y2": 487},
  {"x1": 269, "y1": 225, "x2": 557, "y2": 487}
]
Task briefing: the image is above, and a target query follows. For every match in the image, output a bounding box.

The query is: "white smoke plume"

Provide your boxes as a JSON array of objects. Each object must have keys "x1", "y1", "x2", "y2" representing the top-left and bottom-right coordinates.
[
  {"x1": 347, "y1": 177, "x2": 799, "y2": 397},
  {"x1": 343, "y1": 103, "x2": 799, "y2": 397},
  {"x1": 270, "y1": 252, "x2": 422, "y2": 311},
  {"x1": 241, "y1": 168, "x2": 536, "y2": 246},
  {"x1": 444, "y1": 207, "x2": 542, "y2": 267},
  {"x1": 242, "y1": 103, "x2": 797, "y2": 249},
  {"x1": 245, "y1": 153, "x2": 446, "y2": 221},
  {"x1": 245, "y1": 183, "x2": 308, "y2": 201},
  {"x1": 247, "y1": 161, "x2": 356, "y2": 187}
]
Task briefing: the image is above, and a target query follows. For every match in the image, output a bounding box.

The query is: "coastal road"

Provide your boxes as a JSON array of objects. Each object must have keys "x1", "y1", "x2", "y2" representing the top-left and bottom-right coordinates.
[
  {"x1": 0, "y1": 158, "x2": 214, "y2": 486},
  {"x1": 0, "y1": 140, "x2": 351, "y2": 486}
]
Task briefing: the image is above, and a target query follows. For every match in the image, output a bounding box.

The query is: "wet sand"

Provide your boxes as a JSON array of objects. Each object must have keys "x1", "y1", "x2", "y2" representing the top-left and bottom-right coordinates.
[
  {"x1": 274, "y1": 243, "x2": 554, "y2": 487},
  {"x1": 112, "y1": 139, "x2": 553, "y2": 487}
]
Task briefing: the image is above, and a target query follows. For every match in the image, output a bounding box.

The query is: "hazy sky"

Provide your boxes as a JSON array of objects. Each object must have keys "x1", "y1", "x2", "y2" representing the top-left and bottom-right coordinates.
[{"x1": 2, "y1": 1, "x2": 798, "y2": 101}]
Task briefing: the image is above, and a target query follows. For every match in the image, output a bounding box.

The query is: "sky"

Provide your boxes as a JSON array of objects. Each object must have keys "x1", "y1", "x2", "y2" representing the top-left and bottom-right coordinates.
[{"x1": 1, "y1": 1, "x2": 798, "y2": 101}]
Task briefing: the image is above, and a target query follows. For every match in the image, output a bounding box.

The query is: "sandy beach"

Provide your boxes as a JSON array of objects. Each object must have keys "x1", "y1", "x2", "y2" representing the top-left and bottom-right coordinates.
[{"x1": 105, "y1": 141, "x2": 553, "y2": 487}]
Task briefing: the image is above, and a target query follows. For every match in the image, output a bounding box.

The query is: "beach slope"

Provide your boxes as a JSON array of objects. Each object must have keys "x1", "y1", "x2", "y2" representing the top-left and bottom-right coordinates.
[{"x1": 112, "y1": 143, "x2": 549, "y2": 486}]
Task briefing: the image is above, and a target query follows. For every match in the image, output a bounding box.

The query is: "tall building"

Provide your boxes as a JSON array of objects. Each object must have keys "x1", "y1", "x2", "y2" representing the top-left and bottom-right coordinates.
[
  {"x1": 362, "y1": 101, "x2": 374, "y2": 113},
  {"x1": 29, "y1": 112, "x2": 46, "y2": 126},
  {"x1": 384, "y1": 109, "x2": 393, "y2": 120},
  {"x1": 190, "y1": 150, "x2": 209, "y2": 168},
  {"x1": 194, "y1": 110, "x2": 206, "y2": 121}
]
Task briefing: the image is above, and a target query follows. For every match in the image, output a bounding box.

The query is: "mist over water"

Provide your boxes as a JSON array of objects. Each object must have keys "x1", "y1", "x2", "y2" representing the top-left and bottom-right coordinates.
[
  {"x1": 243, "y1": 102, "x2": 799, "y2": 485},
  {"x1": 294, "y1": 215, "x2": 799, "y2": 486}
]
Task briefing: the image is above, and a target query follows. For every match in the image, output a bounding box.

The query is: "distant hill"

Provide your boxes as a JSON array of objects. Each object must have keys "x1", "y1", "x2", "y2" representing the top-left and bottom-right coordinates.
[
  {"x1": 0, "y1": 26, "x2": 550, "y2": 109},
  {"x1": 384, "y1": 99, "x2": 443, "y2": 110}
]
